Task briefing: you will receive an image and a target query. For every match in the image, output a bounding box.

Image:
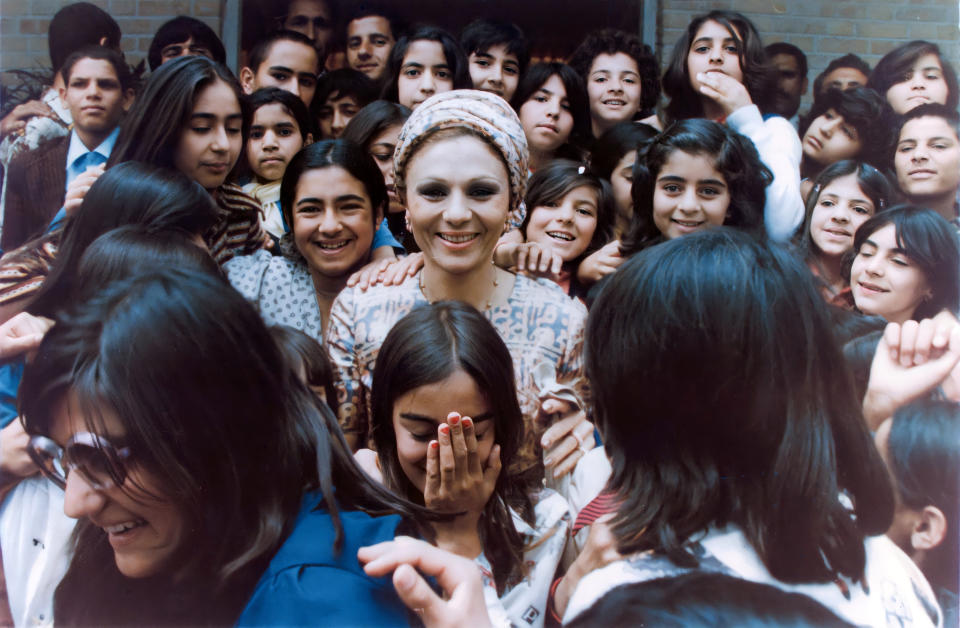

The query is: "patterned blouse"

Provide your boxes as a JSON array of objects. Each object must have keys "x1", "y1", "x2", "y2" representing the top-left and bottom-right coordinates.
[
  {"x1": 224, "y1": 248, "x2": 323, "y2": 342},
  {"x1": 326, "y1": 271, "x2": 589, "y2": 475}
]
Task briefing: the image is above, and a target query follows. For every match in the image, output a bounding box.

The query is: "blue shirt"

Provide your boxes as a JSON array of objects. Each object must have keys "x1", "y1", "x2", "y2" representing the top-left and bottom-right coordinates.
[
  {"x1": 237, "y1": 491, "x2": 414, "y2": 626},
  {"x1": 64, "y1": 127, "x2": 119, "y2": 189}
]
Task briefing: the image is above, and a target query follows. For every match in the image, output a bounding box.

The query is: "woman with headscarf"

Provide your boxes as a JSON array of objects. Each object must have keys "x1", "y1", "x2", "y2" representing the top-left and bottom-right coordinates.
[{"x1": 327, "y1": 90, "x2": 593, "y2": 486}]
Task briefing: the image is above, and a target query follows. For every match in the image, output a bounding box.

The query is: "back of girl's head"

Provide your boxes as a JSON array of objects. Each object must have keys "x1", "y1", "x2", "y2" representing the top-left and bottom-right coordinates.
[
  {"x1": 567, "y1": 29, "x2": 660, "y2": 116},
  {"x1": 798, "y1": 87, "x2": 896, "y2": 169},
  {"x1": 522, "y1": 159, "x2": 615, "y2": 262},
  {"x1": 279, "y1": 139, "x2": 387, "y2": 231},
  {"x1": 662, "y1": 10, "x2": 775, "y2": 122},
  {"x1": 268, "y1": 324, "x2": 338, "y2": 413},
  {"x1": 341, "y1": 100, "x2": 412, "y2": 148},
  {"x1": 511, "y1": 62, "x2": 591, "y2": 145},
  {"x1": 887, "y1": 398, "x2": 960, "y2": 594},
  {"x1": 147, "y1": 16, "x2": 227, "y2": 71},
  {"x1": 620, "y1": 118, "x2": 770, "y2": 256},
  {"x1": 75, "y1": 226, "x2": 221, "y2": 302},
  {"x1": 246, "y1": 87, "x2": 312, "y2": 140},
  {"x1": 852, "y1": 205, "x2": 960, "y2": 320},
  {"x1": 21, "y1": 268, "x2": 323, "y2": 582},
  {"x1": 369, "y1": 301, "x2": 523, "y2": 503},
  {"x1": 588, "y1": 228, "x2": 893, "y2": 581},
  {"x1": 800, "y1": 160, "x2": 895, "y2": 254},
  {"x1": 459, "y1": 18, "x2": 530, "y2": 76},
  {"x1": 568, "y1": 573, "x2": 853, "y2": 628},
  {"x1": 108, "y1": 55, "x2": 245, "y2": 169},
  {"x1": 869, "y1": 41, "x2": 959, "y2": 111},
  {"x1": 29, "y1": 162, "x2": 220, "y2": 317},
  {"x1": 589, "y1": 120, "x2": 659, "y2": 180},
  {"x1": 380, "y1": 25, "x2": 471, "y2": 103}
]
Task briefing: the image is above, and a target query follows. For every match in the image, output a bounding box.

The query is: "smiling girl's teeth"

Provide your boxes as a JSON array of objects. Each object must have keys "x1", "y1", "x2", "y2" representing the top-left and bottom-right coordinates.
[
  {"x1": 547, "y1": 231, "x2": 574, "y2": 241},
  {"x1": 438, "y1": 233, "x2": 476, "y2": 243},
  {"x1": 104, "y1": 520, "x2": 146, "y2": 534},
  {"x1": 674, "y1": 220, "x2": 702, "y2": 227},
  {"x1": 317, "y1": 240, "x2": 348, "y2": 250}
]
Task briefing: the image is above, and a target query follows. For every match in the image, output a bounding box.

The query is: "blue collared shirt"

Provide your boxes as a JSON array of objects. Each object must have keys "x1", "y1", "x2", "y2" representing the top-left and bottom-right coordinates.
[{"x1": 64, "y1": 126, "x2": 119, "y2": 189}]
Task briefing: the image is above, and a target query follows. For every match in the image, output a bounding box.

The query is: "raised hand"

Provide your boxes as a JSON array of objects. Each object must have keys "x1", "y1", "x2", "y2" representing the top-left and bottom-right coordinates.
[{"x1": 424, "y1": 412, "x2": 500, "y2": 514}]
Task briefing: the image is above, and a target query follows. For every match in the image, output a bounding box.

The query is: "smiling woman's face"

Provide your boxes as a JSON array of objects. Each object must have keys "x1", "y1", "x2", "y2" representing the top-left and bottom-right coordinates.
[
  {"x1": 50, "y1": 390, "x2": 187, "y2": 579},
  {"x1": 403, "y1": 133, "x2": 510, "y2": 275}
]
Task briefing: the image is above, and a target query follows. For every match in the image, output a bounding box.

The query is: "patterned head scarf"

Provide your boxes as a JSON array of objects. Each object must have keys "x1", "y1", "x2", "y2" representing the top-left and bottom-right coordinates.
[{"x1": 393, "y1": 89, "x2": 529, "y2": 212}]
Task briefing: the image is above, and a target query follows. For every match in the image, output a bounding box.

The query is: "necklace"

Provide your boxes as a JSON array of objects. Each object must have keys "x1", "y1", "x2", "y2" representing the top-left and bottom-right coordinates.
[{"x1": 419, "y1": 268, "x2": 501, "y2": 311}]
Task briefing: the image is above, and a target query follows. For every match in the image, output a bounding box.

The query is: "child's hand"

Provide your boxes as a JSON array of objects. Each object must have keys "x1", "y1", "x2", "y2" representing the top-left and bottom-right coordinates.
[
  {"x1": 576, "y1": 240, "x2": 624, "y2": 285},
  {"x1": 347, "y1": 253, "x2": 425, "y2": 291},
  {"x1": 696, "y1": 71, "x2": 753, "y2": 117},
  {"x1": 494, "y1": 241, "x2": 563, "y2": 278},
  {"x1": 423, "y1": 412, "x2": 500, "y2": 514},
  {"x1": 0, "y1": 312, "x2": 53, "y2": 362}
]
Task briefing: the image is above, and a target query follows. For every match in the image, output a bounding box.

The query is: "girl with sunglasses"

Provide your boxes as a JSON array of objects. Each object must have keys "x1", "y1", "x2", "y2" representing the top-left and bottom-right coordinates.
[{"x1": 20, "y1": 268, "x2": 428, "y2": 625}]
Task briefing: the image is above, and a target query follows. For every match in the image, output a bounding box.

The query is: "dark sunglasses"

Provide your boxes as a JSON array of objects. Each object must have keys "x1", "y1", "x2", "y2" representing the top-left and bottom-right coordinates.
[{"x1": 27, "y1": 433, "x2": 131, "y2": 491}]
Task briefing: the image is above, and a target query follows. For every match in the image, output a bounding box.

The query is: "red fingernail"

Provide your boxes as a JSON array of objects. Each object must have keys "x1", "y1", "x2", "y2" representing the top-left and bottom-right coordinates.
[
  {"x1": 439, "y1": 424, "x2": 450, "y2": 435},
  {"x1": 462, "y1": 417, "x2": 472, "y2": 428},
  {"x1": 430, "y1": 441, "x2": 439, "y2": 449},
  {"x1": 448, "y1": 415, "x2": 460, "y2": 426}
]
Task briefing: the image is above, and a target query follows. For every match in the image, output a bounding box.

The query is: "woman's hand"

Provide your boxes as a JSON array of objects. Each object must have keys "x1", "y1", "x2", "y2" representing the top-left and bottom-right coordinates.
[
  {"x1": 359, "y1": 536, "x2": 493, "y2": 628},
  {"x1": 862, "y1": 316, "x2": 960, "y2": 430},
  {"x1": 0, "y1": 312, "x2": 53, "y2": 362},
  {"x1": 424, "y1": 412, "x2": 500, "y2": 514},
  {"x1": 494, "y1": 241, "x2": 563, "y2": 278},
  {"x1": 576, "y1": 240, "x2": 623, "y2": 285},
  {"x1": 347, "y1": 252, "x2": 425, "y2": 291},
  {"x1": 63, "y1": 164, "x2": 105, "y2": 217},
  {"x1": 695, "y1": 71, "x2": 753, "y2": 117},
  {"x1": 539, "y1": 398, "x2": 595, "y2": 480}
]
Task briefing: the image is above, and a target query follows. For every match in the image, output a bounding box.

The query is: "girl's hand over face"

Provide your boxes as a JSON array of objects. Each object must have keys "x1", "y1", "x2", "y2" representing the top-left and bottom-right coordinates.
[
  {"x1": 696, "y1": 71, "x2": 753, "y2": 117},
  {"x1": 424, "y1": 412, "x2": 500, "y2": 514}
]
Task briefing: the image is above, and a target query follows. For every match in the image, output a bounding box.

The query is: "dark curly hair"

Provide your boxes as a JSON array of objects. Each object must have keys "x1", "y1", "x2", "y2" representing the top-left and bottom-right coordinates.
[
  {"x1": 568, "y1": 29, "x2": 660, "y2": 118},
  {"x1": 661, "y1": 11, "x2": 777, "y2": 123},
  {"x1": 798, "y1": 87, "x2": 896, "y2": 177},
  {"x1": 620, "y1": 118, "x2": 770, "y2": 256}
]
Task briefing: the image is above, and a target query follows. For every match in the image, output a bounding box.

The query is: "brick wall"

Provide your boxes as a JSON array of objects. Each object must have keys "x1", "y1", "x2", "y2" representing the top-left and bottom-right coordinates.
[
  {"x1": 0, "y1": 0, "x2": 223, "y2": 77},
  {"x1": 660, "y1": 0, "x2": 960, "y2": 111}
]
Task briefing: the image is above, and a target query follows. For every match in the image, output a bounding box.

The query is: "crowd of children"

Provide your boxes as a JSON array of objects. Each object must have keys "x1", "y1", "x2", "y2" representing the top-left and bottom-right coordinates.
[{"x1": 0, "y1": 1, "x2": 957, "y2": 625}]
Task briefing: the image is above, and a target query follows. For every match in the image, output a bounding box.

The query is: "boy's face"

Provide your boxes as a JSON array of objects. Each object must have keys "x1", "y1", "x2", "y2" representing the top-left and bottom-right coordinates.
[
  {"x1": 346, "y1": 15, "x2": 394, "y2": 81},
  {"x1": 247, "y1": 103, "x2": 306, "y2": 183},
  {"x1": 468, "y1": 43, "x2": 520, "y2": 101},
  {"x1": 282, "y1": 0, "x2": 334, "y2": 55},
  {"x1": 61, "y1": 58, "x2": 132, "y2": 141},
  {"x1": 316, "y1": 91, "x2": 360, "y2": 139},
  {"x1": 241, "y1": 40, "x2": 319, "y2": 108},
  {"x1": 895, "y1": 115, "x2": 960, "y2": 201}
]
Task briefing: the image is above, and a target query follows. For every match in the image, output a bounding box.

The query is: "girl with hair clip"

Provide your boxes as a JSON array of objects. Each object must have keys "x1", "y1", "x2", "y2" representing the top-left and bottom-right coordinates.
[
  {"x1": 328, "y1": 90, "x2": 593, "y2": 487},
  {"x1": 104, "y1": 55, "x2": 266, "y2": 265},
  {"x1": 496, "y1": 160, "x2": 615, "y2": 299},
  {"x1": 618, "y1": 118, "x2": 769, "y2": 259},
  {"x1": 18, "y1": 267, "x2": 432, "y2": 625},
  {"x1": 798, "y1": 87, "x2": 894, "y2": 192},
  {"x1": 799, "y1": 160, "x2": 895, "y2": 308},
  {"x1": 225, "y1": 139, "x2": 386, "y2": 341},
  {"x1": 380, "y1": 25, "x2": 471, "y2": 110},
  {"x1": 560, "y1": 228, "x2": 942, "y2": 626},
  {"x1": 848, "y1": 205, "x2": 960, "y2": 325},
  {"x1": 357, "y1": 301, "x2": 569, "y2": 627},
  {"x1": 511, "y1": 62, "x2": 591, "y2": 173},
  {"x1": 661, "y1": 10, "x2": 803, "y2": 241},
  {"x1": 868, "y1": 40, "x2": 959, "y2": 115}
]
